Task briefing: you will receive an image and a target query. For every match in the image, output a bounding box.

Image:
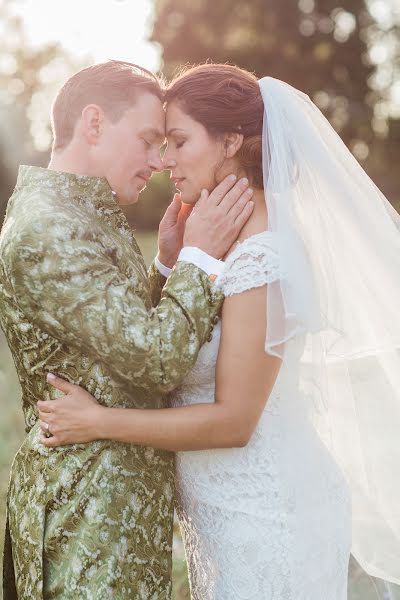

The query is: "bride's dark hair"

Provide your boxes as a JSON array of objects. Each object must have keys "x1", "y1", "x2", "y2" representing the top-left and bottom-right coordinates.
[{"x1": 165, "y1": 63, "x2": 264, "y2": 189}]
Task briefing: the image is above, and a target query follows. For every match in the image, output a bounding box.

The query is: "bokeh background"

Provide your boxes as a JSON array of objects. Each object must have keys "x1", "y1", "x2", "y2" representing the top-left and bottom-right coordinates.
[{"x1": 0, "y1": 0, "x2": 399, "y2": 598}]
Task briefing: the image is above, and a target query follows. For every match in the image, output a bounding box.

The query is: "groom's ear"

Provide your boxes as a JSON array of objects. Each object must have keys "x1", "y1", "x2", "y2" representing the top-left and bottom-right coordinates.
[
  {"x1": 223, "y1": 132, "x2": 244, "y2": 159},
  {"x1": 81, "y1": 104, "x2": 104, "y2": 145}
]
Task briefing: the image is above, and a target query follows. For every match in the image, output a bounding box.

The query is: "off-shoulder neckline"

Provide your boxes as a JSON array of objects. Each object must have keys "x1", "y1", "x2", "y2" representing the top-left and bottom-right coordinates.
[
  {"x1": 234, "y1": 229, "x2": 276, "y2": 248},
  {"x1": 224, "y1": 230, "x2": 277, "y2": 263}
]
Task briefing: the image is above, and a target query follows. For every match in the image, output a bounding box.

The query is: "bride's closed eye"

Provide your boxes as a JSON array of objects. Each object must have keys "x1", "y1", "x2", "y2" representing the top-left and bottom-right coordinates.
[{"x1": 176, "y1": 140, "x2": 186, "y2": 149}]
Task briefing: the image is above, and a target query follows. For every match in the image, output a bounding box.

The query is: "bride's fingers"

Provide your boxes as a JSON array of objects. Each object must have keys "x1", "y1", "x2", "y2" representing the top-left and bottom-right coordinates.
[
  {"x1": 37, "y1": 400, "x2": 55, "y2": 413},
  {"x1": 38, "y1": 410, "x2": 52, "y2": 423},
  {"x1": 38, "y1": 418, "x2": 58, "y2": 433},
  {"x1": 46, "y1": 373, "x2": 76, "y2": 394},
  {"x1": 40, "y1": 432, "x2": 61, "y2": 448},
  {"x1": 39, "y1": 419, "x2": 50, "y2": 433}
]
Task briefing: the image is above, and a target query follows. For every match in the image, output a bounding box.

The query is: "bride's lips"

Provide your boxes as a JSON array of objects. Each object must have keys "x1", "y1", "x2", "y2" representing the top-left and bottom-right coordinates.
[{"x1": 171, "y1": 177, "x2": 186, "y2": 189}]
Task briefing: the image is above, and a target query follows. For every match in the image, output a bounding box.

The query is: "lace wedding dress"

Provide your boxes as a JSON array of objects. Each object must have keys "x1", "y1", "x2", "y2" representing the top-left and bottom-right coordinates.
[{"x1": 172, "y1": 232, "x2": 352, "y2": 600}]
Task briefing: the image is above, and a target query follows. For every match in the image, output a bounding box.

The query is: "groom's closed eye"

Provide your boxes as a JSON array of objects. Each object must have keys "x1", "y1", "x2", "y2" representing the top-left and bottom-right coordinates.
[{"x1": 139, "y1": 127, "x2": 165, "y2": 147}]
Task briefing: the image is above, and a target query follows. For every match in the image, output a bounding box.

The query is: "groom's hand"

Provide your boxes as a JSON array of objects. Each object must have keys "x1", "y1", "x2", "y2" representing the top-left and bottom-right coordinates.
[
  {"x1": 184, "y1": 175, "x2": 254, "y2": 259},
  {"x1": 158, "y1": 194, "x2": 193, "y2": 268}
]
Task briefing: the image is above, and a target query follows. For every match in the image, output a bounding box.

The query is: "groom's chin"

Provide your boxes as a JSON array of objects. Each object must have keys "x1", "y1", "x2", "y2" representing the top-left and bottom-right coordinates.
[{"x1": 113, "y1": 188, "x2": 141, "y2": 206}]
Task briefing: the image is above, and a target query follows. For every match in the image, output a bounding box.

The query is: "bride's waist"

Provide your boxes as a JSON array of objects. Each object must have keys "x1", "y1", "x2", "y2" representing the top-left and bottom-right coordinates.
[
  {"x1": 175, "y1": 426, "x2": 348, "y2": 508},
  {"x1": 172, "y1": 382, "x2": 215, "y2": 407}
]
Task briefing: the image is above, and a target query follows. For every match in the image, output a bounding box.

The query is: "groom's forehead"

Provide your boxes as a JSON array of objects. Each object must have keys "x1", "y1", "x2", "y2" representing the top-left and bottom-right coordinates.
[
  {"x1": 137, "y1": 102, "x2": 165, "y2": 138},
  {"x1": 128, "y1": 92, "x2": 165, "y2": 132}
]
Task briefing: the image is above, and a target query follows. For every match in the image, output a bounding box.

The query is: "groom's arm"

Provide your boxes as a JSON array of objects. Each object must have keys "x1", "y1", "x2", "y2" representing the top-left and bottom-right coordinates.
[
  {"x1": 148, "y1": 253, "x2": 222, "y2": 308},
  {"x1": 4, "y1": 210, "x2": 222, "y2": 395},
  {"x1": 147, "y1": 260, "x2": 167, "y2": 307}
]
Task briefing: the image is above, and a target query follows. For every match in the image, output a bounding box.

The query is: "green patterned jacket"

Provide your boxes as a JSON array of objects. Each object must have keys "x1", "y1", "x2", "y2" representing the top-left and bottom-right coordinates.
[{"x1": 0, "y1": 166, "x2": 222, "y2": 600}]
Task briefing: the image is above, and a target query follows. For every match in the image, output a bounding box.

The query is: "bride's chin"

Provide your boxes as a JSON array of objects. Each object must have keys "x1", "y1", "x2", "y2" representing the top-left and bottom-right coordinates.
[{"x1": 179, "y1": 189, "x2": 200, "y2": 206}]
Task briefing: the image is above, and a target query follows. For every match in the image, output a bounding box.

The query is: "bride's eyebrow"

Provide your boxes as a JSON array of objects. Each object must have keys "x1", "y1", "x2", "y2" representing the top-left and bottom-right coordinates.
[{"x1": 167, "y1": 127, "x2": 185, "y2": 137}]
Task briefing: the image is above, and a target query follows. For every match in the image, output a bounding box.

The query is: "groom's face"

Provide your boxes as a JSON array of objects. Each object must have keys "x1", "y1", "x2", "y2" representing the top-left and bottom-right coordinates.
[{"x1": 95, "y1": 91, "x2": 165, "y2": 205}]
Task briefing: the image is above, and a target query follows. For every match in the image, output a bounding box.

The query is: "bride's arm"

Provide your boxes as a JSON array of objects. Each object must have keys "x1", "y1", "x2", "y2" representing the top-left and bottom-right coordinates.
[{"x1": 39, "y1": 285, "x2": 282, "y2": 451}]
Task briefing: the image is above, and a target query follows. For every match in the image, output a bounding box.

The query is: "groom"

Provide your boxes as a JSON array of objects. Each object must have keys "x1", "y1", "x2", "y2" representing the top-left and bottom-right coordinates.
[{"x1": 0, "y1": 61, "x2": 253, "y2": 599}]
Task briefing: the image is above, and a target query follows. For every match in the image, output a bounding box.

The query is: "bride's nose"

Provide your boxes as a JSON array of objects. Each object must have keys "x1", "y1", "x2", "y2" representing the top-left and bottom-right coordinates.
[{"x1": 162, "y1": 148, "x2": 177, "y2": 170}]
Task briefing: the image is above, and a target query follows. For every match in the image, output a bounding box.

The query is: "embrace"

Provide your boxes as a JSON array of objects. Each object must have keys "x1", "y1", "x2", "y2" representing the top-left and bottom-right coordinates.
[{"x1": 1, "y1": 60, "x2": 400, "y2": 600}]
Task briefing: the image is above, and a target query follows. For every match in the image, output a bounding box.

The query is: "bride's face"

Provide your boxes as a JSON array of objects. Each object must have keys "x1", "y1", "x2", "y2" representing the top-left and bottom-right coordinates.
[{"x1": 163, "y1": 101, "x2": 227, "y2": 205}]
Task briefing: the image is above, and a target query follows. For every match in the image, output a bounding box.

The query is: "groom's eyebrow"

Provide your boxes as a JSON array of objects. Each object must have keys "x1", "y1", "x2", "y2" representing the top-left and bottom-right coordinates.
[{"x1": 141, "y1": 127, "x2": 165, "y2": 144}]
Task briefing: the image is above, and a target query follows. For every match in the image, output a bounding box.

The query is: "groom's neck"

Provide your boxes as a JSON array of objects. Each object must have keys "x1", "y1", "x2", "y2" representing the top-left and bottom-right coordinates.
[{"x1": 48, "y1": 144, "x2": 100, "y2": 179}]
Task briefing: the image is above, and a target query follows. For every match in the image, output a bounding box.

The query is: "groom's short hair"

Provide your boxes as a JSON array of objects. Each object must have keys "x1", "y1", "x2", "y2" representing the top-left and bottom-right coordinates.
[{"x1": 51, "y1": 60, "x2": 163, "y2": 151}]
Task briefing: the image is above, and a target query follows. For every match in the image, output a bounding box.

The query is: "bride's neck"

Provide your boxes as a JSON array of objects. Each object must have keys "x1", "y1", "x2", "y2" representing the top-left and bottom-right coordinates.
[{"x1": 236, "y1": 187, "x2": 268, "y2": 242}]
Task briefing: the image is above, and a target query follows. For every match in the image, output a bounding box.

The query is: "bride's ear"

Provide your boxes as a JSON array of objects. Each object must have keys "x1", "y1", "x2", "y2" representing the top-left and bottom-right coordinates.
[{"x1": 223, "y1": 132, "x2": 244, "y2": 159}]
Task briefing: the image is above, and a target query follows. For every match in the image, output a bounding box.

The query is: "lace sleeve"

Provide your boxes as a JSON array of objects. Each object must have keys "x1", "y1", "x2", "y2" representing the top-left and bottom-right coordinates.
[{"x1": 216, "y1": 232, "x2": 281, "y2": 296}]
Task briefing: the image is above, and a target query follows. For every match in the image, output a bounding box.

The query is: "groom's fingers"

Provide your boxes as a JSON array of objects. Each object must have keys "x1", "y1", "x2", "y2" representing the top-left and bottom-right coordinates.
[
  {"x1": 206, "y1": 175, "x2": 238, "y2": 206},
  {"x1": 233, "y1": 201, "x2": 255, "y2": 231},
  {"x1": 162, "y1": 194, "x2": 182, "y2": 225},
  {"x1": 177, "y1": 202, "x2": 194, "y2": 223},
  {"x1": 218, "y1": 178, "x2": 252, "y2": 213}
]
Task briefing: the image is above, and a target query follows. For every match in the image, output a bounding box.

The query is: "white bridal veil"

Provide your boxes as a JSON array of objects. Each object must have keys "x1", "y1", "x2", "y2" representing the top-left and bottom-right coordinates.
[{"x1": 259, "y1": 77, "x2": 400, "y2": 585}]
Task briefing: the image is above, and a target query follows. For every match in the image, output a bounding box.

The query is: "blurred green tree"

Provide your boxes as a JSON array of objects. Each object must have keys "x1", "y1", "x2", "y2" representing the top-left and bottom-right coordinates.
[
  {"x1": 151, "y1": 0, "x2": 399, "y2": 209},
  {"x1": 124, "y1": 170, "x2": 175, "y2": 232},
  {"x1": 0, "y1": 0, "x2": 81, "y2": 219},
  {"x1": 0, "y1": 1, "x2": 174, "y2": 230},
  {"x1": 152, "y1": 0, "x2": 374, "y2": 142}
]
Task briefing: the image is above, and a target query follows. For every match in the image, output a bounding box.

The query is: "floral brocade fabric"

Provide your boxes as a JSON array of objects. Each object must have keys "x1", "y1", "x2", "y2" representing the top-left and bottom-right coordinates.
[{"x1": 0, "y1": 166, "x2": 222, "y2": 599}]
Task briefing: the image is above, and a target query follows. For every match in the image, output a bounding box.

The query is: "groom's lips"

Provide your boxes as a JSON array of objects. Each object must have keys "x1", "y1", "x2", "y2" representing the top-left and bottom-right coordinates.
[
  {"x1": 136, "y1": 174, "x2": 151, "y2": 188},
  {"x1": 137, "y1": 174, "x2": 150, "y2": 183}
]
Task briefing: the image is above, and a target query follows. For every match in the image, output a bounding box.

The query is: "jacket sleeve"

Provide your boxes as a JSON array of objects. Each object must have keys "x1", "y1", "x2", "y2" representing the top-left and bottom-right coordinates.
[{"x1": 4, "y1": 209, "x2": 223, "y2": 394}]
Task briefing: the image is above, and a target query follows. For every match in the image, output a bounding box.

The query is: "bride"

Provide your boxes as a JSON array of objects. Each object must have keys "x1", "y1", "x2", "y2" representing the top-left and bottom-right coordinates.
[{"x1": 38, "y1": 64, "x2": 400, "y2": 599}]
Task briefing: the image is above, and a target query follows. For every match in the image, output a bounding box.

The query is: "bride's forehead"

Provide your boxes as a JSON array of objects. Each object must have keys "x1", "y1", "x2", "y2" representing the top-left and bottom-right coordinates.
[{"x1": 165, "y1": 103, "x2": 202, "y2": 132}]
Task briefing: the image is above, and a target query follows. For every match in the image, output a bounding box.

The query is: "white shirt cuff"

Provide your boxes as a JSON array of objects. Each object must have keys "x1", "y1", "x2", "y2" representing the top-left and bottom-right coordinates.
[
  {"x1": 155, "y1": 255, "x2": 173, "y2": 278},
  {"x1": 177, "y1": 247, "x2": 225, "y2": 278}
]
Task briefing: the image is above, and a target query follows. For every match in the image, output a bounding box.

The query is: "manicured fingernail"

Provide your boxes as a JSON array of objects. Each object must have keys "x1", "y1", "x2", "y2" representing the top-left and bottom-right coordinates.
[
  {"x1": 229, "y1": 174, "x2": 237, "y2": 182},
  {"x1": 247, "y1": 188, "x2": 253, "y2": 196},
  {"x1": 240, "y1": 178, "x2": 248, "y2": 186},
  {"x1": 47, "y1": 373, "x2": 56, "y2": 382}
]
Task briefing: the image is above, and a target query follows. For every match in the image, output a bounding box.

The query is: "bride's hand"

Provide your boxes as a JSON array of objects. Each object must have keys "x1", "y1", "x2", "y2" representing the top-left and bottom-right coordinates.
[{"x1": 37, "y1": 373, "x2": 104, "y2": 447}]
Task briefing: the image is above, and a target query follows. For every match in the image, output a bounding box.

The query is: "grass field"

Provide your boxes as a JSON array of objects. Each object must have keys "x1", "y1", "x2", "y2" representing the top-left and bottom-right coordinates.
[{"x1": 0, "y1": 231, "x2": 190, "y2": 600}]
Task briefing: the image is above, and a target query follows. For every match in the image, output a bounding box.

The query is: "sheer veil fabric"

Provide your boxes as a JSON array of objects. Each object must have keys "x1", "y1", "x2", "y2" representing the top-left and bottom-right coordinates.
[{"x1": 259, "y1": 77, "x2": 400, "y2": 584}]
